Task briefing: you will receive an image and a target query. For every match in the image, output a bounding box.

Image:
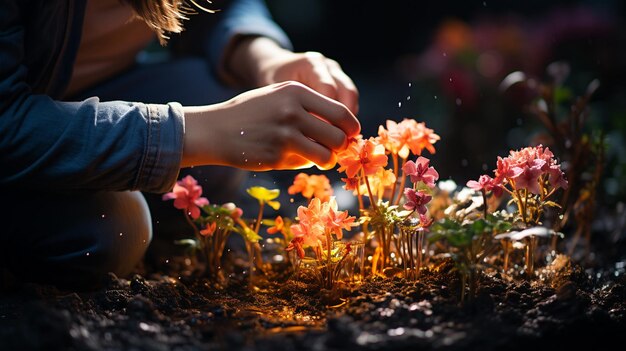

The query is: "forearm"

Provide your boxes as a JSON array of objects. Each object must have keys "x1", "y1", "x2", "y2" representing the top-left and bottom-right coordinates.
[{"x1": 0, "y1": 96, "x2": 184, "y2": 192}]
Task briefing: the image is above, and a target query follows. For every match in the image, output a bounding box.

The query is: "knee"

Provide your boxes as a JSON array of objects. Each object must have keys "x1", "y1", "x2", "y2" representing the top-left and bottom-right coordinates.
[
  {"x1": 5, "y1": 191, "x2": 153, "y2": 289},
  {"x1": 89, "y1": 191, "x2": 153, "y2": 279}
]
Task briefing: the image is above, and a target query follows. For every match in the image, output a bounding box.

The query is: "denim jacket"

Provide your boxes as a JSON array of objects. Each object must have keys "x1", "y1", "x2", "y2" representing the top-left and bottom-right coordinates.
[{"x1": 0, "y1": 0, "x2": 291, "y2": 193}]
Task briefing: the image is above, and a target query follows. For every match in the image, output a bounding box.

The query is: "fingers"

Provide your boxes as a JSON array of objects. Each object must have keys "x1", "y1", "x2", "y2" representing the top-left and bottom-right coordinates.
[
  {"x1": 302, "y1": 52, "x2": 359, "y2": 114},
  {"x1": 325, "y1": 58, "x2": 360, "y2": 114},
  {"x1": 286, "y1": 133, "x2": 338, "y2": 170},
  {"x1": 284, "y1": 82, "x2": 361, "y2": 138},
  {"x1": 296, "y1": 108, "x2": 348, "y2": 151}
]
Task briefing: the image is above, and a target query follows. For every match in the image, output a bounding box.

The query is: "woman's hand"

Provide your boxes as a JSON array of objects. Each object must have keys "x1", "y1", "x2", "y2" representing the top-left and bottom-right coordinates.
[
  {"x1": 226, "y1": 37, "x2": 359, "y2": 114},
  {"x1": 181, "y1": 81, "x2": 361, "y2": 171}
]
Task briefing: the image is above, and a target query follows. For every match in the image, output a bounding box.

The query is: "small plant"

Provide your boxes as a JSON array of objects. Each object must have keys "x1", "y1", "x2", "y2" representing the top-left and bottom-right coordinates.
[
  {"x1": 463, "y1": 145, "x2": 568, "y2": 278},
  {"x1": 336, "y1": 119, "x2": 440, "y2": 275},
  {"x1": 162, "y1": 175, "x2": 242, "y2": 283},
  {"x1": 163, "y1": 177, "x2": 279, "y2": 287},
  {"x1": 495, "y1": 226, "x2": 562, "y2": 278},
  {"x1": 286, "y1": 197, "x2": 358, "y2": 291},
  {"x1": 430, "y1": 212, "x2": 512, "y2": 303},
  {"x1": 501, "y1": 65, "x2": 605, "y2": 254}
]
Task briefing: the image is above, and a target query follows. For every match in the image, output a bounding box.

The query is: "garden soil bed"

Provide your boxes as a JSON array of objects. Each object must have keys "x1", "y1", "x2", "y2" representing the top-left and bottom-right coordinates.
[{"x1": 1, "y1": 239, "x2": 625, "y2": 351}]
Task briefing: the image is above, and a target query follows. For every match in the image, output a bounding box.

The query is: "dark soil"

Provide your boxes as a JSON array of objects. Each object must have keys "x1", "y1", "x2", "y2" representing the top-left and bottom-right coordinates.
[{"x1": 1, "y1": 241, "x2": 625, "y2": 351}]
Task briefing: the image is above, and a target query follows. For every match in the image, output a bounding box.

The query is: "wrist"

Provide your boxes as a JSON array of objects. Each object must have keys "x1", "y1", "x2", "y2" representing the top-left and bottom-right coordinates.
[
  {"x1": 181, "y1": 105, "x2": 223, "y2": 168},
  {"x1": 225, "y1": 36, "x2": 290, "y2": 87}
]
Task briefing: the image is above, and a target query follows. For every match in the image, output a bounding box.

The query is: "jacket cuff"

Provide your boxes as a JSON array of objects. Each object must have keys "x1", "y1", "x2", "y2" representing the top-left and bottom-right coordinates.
[
  {"x1": 207, "y1": 2, "x2": 293, "y2": 75},
  {"x1": 133, "y1": 102, "x2": 184, "y2": 193}
]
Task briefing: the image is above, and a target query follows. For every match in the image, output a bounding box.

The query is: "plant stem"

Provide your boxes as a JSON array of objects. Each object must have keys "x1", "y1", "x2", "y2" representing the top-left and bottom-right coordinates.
[
  {"x1": 254, "y1": 202, "x2": 265, "y2": 234},
  {"x1": 362, "y1": 169, "x2": 377, "y2": 211},
  {"x1": 417, "y1": 231, "x2": 424, "y2": 279},
  {"x1": 394, "y1": 157, "x2": 407, "y2": 206},
  {"x1": 481, "y1": 190, "x2": 488, "y2": 219},
  {"x1": 390, "y1": 153, "x2": 399, "y2": 204},
  {"x1": 326, "y1": 230, "x2": 332, "y2": 290}
]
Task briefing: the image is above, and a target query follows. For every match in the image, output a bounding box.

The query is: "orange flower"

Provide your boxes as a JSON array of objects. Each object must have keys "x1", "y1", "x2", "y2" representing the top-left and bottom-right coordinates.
[
  {"x1": 406, "y1": 121, "x2": 440, "y2": 156},
  {"x1": 341, "y1": 177, "x2": 360, "y2": 192},
  {"x1": 322, "y1": 197, "x2": 357, "y2": 240},
  {"x1": 200, "y1": 222, "x2": 217, "y2": 236},
  {"x1": 377, "y1": 119, "x2": 440, "y2": 158},
  {"x1": 290, "y1": 198, "x2": 325, "y2": 247},
  {"x1": 288, "y1": 173, "x2": 333, "y2": 202},
  {"x1": 267, "y1": 215, "x2": 284, "y2": 235},
  {"x1": 377, "y1": 119, "x2": 412, "y2": 158},
  {"x1": 337, "y1": 137, "x2": 388, "y2": 178},
  {"x1": 360, "y1": 168, "x2": 396, "y2": 199}
]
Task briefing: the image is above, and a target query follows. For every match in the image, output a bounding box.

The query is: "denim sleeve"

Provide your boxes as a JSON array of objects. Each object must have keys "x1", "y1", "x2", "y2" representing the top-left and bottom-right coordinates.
[
  {"x1": 0, "y1": 8, "x2": 184, "y2": 193},
  {"x1": 206, "y1": 0, "x2": 293, "y2": 69}
]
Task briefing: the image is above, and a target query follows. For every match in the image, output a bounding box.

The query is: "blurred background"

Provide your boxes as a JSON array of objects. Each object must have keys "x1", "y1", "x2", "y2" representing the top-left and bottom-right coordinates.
[{"x1": 261, "y1": 0, "x2": 626, "y2": 211}]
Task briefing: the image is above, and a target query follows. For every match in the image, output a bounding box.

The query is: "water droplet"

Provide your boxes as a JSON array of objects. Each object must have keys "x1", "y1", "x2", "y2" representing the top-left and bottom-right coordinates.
[
  {"x1": 398, "y1": 102, "x2": 402, "y2": 108},
  {"x1": 143, "y1": 240, "x2": 146, "y2": 243},
  {"x1": 86, "y1": 252, "x2": 90, "y2": 256},
  {"x1": 434, "y1": 95, "x2": 438, "y2": 100},
  {"x1": 165, "y1": 259, "x2": 169, "y2": 263},
  {"x1": 456, "y1": 98, "x2": 462, "y2": 106},
  {"x1": 258, "y1": 162, "x2": 262, "y2": 166},
  {"x1": 443, "y1": 52, "x2": 447, "y2": 57},
  {"x1": 245, "y1": 159, "x2": 248, "y2": 162},
  {"x1": 119, "y1": 232, "x2": 123, "y2": 237},
  {"x1": 240, "y1": 130, "x2": 245, "y2": 135},
  {"x1": 406, "y1": 96, "x2": 411, "y2": 100},
  {"x1": 408, "y1": 82, "x2": 412, "y2": 87},
  {"x1": 290, "y1": 198, "x2": 294, "y2": 203},
  {"x1": 242, "y1": 152, "x2": 246, "y2": 155},
  {"x1": 101, "y1": 214, "x2": 106, "y2": 218},
  {"x1": 449, "y1": 77, "x2": 453, "y2": 82}
]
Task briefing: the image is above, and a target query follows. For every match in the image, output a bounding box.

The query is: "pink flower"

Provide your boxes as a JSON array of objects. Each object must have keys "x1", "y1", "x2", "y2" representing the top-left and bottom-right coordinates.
[
  {"x1": 466, "y1": 174, "x2": 503, "y2": 197},
  {"x1": 290, "y1": 198, "x2": 324, "y2": 247},
  {"x1": 548, "y1": 165, "x2": 568, "y2": 190},
  {"x1": 321, "y1": 197, "x2": 357, "y2": 240},
  {"x1": 402, "y1": 156, "x2": 439, "y2": 188},
  {"x1": 494, "y1": 156, "x2": 523, "y2": 183},
  {"x1": 512, "y1": 165, "x2": 543, "y2": 194},
  {"x1": 162, "y1": 175, "x2": 209, "y2": 219},
  {"x1": 418, "y1": 213, "x2": 434, "y2": 229},
  {"x1": 403, "y1": 188, "x2": 432, "y2": 215}
]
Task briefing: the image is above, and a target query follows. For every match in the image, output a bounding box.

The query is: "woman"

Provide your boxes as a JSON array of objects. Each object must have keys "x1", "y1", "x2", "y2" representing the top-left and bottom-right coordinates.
[{"x1": 0, "y1": 0, "x2": 360, "y2": 288}]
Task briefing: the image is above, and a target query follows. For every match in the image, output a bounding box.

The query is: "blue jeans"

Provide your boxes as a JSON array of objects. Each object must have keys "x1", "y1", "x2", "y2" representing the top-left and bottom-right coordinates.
[{"x1": 1, "y1": 57, "x2": 245, "y2": 289}]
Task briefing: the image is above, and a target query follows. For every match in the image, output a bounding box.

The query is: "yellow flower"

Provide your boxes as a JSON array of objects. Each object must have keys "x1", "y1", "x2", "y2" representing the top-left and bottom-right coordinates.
[{"x1": 246, "y1": 186, "x2": 281, "y2": 210}]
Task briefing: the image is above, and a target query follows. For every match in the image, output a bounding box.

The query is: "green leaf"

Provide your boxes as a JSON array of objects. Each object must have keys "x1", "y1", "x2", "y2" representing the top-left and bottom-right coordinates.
[
  {"x1": 543, "y1": 201, "x2": 562, "y2": 209},
  {"x1": 242, "y1": 226, "x2": 263, "y2": 242},
  {"x1": 174, "y1": 239, "x2": 198, "y2": 248}
]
